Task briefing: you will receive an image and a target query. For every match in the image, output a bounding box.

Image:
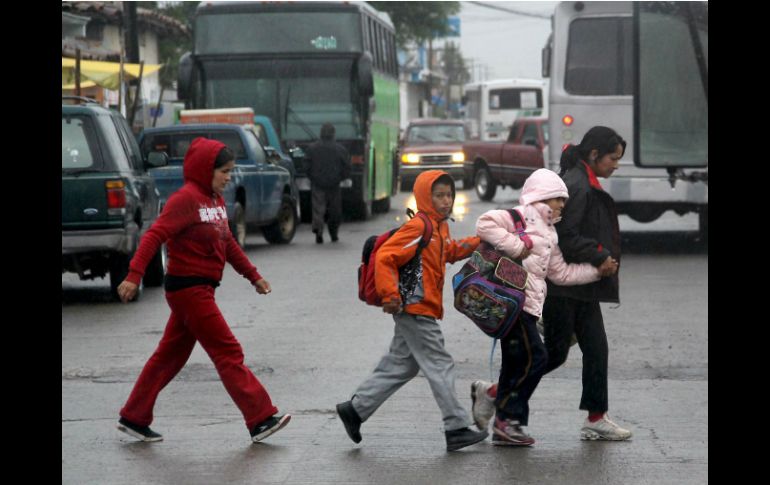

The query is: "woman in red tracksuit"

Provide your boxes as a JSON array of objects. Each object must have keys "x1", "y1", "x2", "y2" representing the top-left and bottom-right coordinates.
[{"x1": 115, "y1": 137, "x2": 290, "y2": 443}]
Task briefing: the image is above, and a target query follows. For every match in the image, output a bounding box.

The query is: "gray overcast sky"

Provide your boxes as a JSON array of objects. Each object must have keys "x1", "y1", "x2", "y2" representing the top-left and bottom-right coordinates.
[{"x1": 457, "y1": 1, "x2": 558, "y2": 81}]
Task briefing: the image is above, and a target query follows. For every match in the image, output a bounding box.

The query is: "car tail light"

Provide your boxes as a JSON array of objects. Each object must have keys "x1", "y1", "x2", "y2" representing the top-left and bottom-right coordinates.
[
  {"x1": 106, "y1": 180, "x2": 126, "y2": 215},
  {"x1": 351, "y1": 155, "x2": 364, "y2": 164},
  {"x1": 562, "y1": 115, "x2": 574, "y2": 126}
]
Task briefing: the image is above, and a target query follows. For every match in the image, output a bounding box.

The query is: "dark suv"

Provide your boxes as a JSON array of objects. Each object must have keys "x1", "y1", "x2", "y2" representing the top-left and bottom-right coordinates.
[{"x1": 62, "y1": 98, "x2": 168, "y2": 300}]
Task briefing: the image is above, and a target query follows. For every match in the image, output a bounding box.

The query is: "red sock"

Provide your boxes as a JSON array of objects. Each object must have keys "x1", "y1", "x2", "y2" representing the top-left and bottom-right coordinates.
[
  {"x1": 487, "y1": 384, "x2": 497, "y2": 398},
  {"x1": 588, "y1": 412, "x2": 604, "y2": 423}
]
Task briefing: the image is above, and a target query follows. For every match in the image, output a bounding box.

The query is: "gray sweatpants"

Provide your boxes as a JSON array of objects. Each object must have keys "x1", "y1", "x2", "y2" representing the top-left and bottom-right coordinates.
[{"x1": 351, "y1": 312, "x2": 471, "y2": 431}]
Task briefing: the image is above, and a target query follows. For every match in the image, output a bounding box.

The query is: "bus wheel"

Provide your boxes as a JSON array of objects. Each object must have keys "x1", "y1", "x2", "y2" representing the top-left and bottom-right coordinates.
[
  {"x1": 698, "y1": 206, "x2": 708, "y2": 242},
  {"x1": 475, "y1": 166, "x2": 497, "y2": 201},
  {"x1": 351, "y1": 199, "x2": 372, "y2": 220},
  {"x1": 372, "y1": 196, "x2": 391, "y2": 213}
]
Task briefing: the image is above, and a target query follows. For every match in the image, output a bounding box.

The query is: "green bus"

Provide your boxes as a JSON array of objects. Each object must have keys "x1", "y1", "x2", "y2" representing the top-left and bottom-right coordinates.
[{"x1": 177, "y1": 1, "x2": 400, "y2": 219}]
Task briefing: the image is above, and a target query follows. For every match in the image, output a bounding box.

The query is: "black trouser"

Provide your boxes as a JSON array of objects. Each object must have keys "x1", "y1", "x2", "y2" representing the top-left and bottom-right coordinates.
[
  {"x1": 496, "y1": 312, "x2": 547, "y2": 426},
  {"x1": 311, "y1": 186, "x2": 342, "y2": 237},
  {"x1": 542, "y1": 296, "x2": 608, "y2": 413}
]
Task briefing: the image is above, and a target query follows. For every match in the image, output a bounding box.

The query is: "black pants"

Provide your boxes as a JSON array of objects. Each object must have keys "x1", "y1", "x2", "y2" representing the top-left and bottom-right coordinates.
[
  {"x1": 496, "y1": 312, "x2": 547, "y2": 425},
  {"x1": 311, "y1": 186, "x2": 342, "y2": 237},
  {"x1": 542, "y1": 296, "x2": 608, "y2": 413}
]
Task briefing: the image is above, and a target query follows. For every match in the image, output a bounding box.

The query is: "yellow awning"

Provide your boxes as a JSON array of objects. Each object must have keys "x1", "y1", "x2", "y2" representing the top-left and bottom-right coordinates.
[{"x1": 61, "y1": 57, "x2": 162, "y2": 91}]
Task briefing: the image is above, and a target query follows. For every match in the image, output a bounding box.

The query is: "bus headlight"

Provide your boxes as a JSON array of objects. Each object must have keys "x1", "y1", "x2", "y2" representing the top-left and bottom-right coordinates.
[
  {"x1": 451, "y1": 152, "x2": 465, "y2": 163},
  {"x1": 402, "y1": 153, "x2": 420, "y2": 164}
]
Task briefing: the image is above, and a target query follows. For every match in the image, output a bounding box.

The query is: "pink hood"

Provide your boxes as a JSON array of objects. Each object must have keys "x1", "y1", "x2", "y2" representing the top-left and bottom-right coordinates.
[{"x1": 519, "y1": 168, "x2": 569, "y2": 206}]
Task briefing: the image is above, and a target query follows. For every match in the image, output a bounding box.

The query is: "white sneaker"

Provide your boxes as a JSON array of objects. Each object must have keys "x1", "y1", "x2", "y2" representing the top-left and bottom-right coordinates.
[
  {"x1": 470, "y1": 380, "x2": 496, "y2": 430},
  {"x1": 580, "y1": 413, "x2": 632, "y2": 441}
]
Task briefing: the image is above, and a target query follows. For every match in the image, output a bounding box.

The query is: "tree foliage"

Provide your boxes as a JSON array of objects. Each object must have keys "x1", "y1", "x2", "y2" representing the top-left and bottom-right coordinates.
[
  {"x1": 137, "y1": 1, "x2": 197, "y2": 88},
  {"x1": 368, "y1": 2, "x2": 460, "y2": 48}
]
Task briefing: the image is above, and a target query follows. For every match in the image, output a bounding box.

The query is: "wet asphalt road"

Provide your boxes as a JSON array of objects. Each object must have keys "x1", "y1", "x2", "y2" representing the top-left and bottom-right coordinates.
[{"x1": 62, "y1": 185, "x2": 707, "y2": 484}]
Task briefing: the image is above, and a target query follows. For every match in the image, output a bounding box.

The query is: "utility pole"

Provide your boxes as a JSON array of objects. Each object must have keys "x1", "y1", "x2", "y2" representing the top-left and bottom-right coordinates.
[{"x1": 123, "y1": 2, "x2": 141, "y2": 127}]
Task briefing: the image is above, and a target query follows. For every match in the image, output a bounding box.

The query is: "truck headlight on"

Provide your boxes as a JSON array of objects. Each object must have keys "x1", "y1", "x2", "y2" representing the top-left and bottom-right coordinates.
[
  {"x1": 401, "y1": 153, "x2": 420, "y2": 164},
  {"x1": 452, "y1": 152, "x2": 465, "y2": 163}
]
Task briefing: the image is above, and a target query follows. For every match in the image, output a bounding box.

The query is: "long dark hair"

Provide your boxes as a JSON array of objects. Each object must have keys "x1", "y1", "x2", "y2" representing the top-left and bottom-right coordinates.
[
  {"x1": 559, "y1": 126, "x2": 626, "y2": 176},
  {"x1": 214, "y1": 147, "x2": 235, "y2": 169}
]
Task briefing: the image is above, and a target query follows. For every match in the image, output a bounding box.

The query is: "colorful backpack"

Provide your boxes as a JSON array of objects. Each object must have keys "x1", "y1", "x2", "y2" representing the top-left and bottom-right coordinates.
[
  {"x1": 358, "y1": 209, "x2": 433, "y2": 307},
  {"x1": 452, "y1": 209, "x2": 532, "y2": 339}
]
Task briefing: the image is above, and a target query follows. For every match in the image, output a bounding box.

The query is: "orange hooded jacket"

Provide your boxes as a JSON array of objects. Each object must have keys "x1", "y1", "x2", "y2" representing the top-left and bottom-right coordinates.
[{"x1": 374, "y1": 170, "x2": 480, "y2": 320}]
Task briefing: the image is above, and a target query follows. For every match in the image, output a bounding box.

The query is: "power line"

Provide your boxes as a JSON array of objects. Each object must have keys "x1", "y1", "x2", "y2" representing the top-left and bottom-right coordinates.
[{"x1": 467, "y1": 1, "x2": 550, "y2": 19}]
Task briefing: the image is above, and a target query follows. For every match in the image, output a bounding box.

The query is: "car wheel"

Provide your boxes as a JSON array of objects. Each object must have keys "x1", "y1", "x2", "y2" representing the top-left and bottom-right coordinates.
[
  {"x1": 263, "y1": 195, "x2": 297, "y2": 244},
  {"x1": 230, "y1": 201, "x2": 247, "y2": 248},
  {"x1": 143, "y1": 244, "x2": 166, "y2": 287},
  {"x1": 475, "y1": 166, "x2": 497, "y2": 201}
]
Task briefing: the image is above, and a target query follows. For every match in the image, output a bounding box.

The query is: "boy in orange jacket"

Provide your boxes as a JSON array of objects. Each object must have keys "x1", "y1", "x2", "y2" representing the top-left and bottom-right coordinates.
[{"x1": 336, "y1": 170, "x2": 488, "y2": 451}]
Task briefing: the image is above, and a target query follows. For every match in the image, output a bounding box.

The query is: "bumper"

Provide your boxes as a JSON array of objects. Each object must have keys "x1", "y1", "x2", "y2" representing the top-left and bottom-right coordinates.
[
  {"x1": 601, "y1": 177, "x2": 708, "y2": 205},
  {"x1": 61, "y1": 226, "x2": 138, "y2": 256},
  {"x1": 400, "y1": 164, "x2": 465, "y2": 182}
]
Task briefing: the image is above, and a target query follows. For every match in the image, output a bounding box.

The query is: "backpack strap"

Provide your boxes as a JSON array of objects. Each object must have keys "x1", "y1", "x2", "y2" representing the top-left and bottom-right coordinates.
[
  {"x1": 405, "y1": 208, "x2": 433, "y2": 254},
  {"x1": 507, "y1": 208, "x2": 533, "y2": 250}
]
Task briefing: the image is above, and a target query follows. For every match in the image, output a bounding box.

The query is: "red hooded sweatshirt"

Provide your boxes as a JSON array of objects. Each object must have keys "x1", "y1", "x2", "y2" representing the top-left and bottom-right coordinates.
[{"x1": 126, "y1": 137, "x2": 261, "y2": 286}]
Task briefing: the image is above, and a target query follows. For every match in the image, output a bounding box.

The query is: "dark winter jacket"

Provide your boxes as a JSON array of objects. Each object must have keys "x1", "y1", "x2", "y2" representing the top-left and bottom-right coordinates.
[
  {"x1": 547, "y1": 161, "x2": 620, "y2": 303},
  {"x1": 126, "y1": 137, "x2": 261, "y2": 286},
  {"x1": 304, "y1": 140, "x2": 351, "y2": 190}
]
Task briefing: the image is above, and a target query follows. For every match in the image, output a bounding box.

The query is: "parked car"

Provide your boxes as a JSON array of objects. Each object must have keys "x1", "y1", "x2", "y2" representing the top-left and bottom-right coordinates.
[
  {"x1": 397, "y1": 119, "x2": 468, "y2": 191},
  {"x1": 62, "y1": 97, "x2": 169, "y2": 300},
  {"x1": 462, "y1": 117, "x2": 547, "y2": 201},
  {"x1": 138, "y1": 123, "x2": 298, "y2": 247}
]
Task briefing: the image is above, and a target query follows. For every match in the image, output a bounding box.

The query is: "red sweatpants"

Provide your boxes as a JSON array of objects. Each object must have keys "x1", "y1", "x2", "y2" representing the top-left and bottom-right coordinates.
[{"x1": 119, "y1": 285, "x2": 278, "y2": 430}]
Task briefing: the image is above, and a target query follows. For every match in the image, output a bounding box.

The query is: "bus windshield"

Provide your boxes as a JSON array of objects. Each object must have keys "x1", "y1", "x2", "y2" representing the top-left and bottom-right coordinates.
[
  {"x1": 196, "y1": 12, "x2": 362, "y2": 55},
  {"x1": 636, "y1": 2, "x2": 708, "y2": 168},
  {"x1": 198, "y1": 58, "x2": 363, "y2": 141}
]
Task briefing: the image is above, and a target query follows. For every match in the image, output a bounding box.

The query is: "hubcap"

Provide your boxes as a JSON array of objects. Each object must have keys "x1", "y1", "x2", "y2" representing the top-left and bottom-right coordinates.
[{"x1": 476, "y1": 171, "x2": 488, "y2": 194}]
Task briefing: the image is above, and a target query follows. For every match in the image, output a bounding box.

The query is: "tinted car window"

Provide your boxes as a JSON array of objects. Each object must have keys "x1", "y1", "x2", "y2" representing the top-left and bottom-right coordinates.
[
  {"x1": 112, "y1": 115, "x2": 143, "y2": 170},
  {"x1": 565, "y1": 17, "x2": 633, "y2": 95},
  {"x1": 209, "y1": 131, "x2": 247, "y2": 159},
  {"x1": 62, "y1": 115, "x2": 98, "y2": 168},
  {"x1": 252, "y1": 123, "x2": 270, "y2": 147},
  {"x1": 243, "y1": 130, "x2": 267, "y2": 165},
  {"x1": 406, "y1": 125, "x2": 466, "y2": 143}
]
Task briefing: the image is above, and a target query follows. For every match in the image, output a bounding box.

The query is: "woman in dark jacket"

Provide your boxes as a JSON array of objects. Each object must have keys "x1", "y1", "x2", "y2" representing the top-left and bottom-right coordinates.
[{"x1": 543, "y1": 126, "x2": 632, "y2": 441}]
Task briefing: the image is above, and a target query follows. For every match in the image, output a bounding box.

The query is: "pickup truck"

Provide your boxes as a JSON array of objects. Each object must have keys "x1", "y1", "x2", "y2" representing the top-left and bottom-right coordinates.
[
  {"x1": 138, "y1": 123, "x2": 298, "y2": 246},
  {"x1": 62, "y1": 98, "x2": 168, "y2": 300},
  {"x1": 462, "y1": 117, "x2": 547, "y2": 200}
]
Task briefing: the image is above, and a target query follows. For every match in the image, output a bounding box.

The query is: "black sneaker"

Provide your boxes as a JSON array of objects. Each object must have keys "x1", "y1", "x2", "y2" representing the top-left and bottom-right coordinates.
[
  {"x1": 445, "y1": 426, "x2": 488, "y2": 451},
  {"x1": 250, "y1": 414, "x2": 291, "y2": 443},
  {"x1": 117, "y1": 417, "x2": 163, "y2": 442},
  {"x1": 315, "y1": 233, "x2": 324, "y2": 244},
  {"x1": 336, "y1": 401, "x2": 362, "y2": 443}
]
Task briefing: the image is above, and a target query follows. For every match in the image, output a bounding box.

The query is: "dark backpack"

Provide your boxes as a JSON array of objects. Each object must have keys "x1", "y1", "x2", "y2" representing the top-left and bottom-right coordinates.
[{"x1": 358, "y1": 209, "x2": 433, "y2": 307}]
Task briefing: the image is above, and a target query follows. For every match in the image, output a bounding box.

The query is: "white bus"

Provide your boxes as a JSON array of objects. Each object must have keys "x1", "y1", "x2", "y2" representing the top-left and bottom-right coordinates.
[
  {"x1": 463, "y1": 78, "x2": 548, "y2": 141},
  {"x1": 542, "y1": 1, "x2": 708, "y2": 237}
]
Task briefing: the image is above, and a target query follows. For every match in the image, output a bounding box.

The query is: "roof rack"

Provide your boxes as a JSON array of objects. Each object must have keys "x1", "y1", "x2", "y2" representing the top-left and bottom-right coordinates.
[{"x1": 62, "y1": 95, "x2": 100, "y2": 105}]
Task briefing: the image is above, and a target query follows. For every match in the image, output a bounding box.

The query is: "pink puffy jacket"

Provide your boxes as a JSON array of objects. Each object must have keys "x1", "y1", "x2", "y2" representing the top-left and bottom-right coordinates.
[{"x1": 475, "y1": 169, "x2": 600, "y2": 317}]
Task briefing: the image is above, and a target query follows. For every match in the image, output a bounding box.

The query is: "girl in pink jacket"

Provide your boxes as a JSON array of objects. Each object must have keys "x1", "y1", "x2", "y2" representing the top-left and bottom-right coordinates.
[{"x1": 469, "y1": 168, "x2": 614, "y2": 446}]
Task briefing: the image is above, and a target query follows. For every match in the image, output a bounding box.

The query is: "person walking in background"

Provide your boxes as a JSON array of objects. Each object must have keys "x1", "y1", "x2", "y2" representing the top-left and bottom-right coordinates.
[
  {"x1": 544, "y1": 126, "x2": 632, "y2": 441},
  {"x1": 115, "y1": 137, "x2": 291, "y2": 444},
  {"x1": 304, "y1": 123, "x2": 351, "y2": 244},
  {"x1": 469, "y1": 168, "x2": 610, "y2": 446},
  {"x1": 336, "y1": 170, "x2": 489, "y2": 452}
]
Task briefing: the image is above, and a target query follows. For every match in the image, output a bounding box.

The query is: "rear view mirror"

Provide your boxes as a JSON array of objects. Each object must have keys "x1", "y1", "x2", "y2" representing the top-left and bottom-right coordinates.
[
  {"x1": 357, "y1": 52, "x2": 374, "y2": 98},
  {"x1": 177, "y1": 52, "x2": 193, "y2": 101},
  {"x1": 264, "y1": 146, "x2": 281, "y2": 163},
  {"x1": 289, "y1": 146, "x2": 305, "y2": 161},
  {"x1": 146, "y1": 151, "x2": 168, "y2": 168}
]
